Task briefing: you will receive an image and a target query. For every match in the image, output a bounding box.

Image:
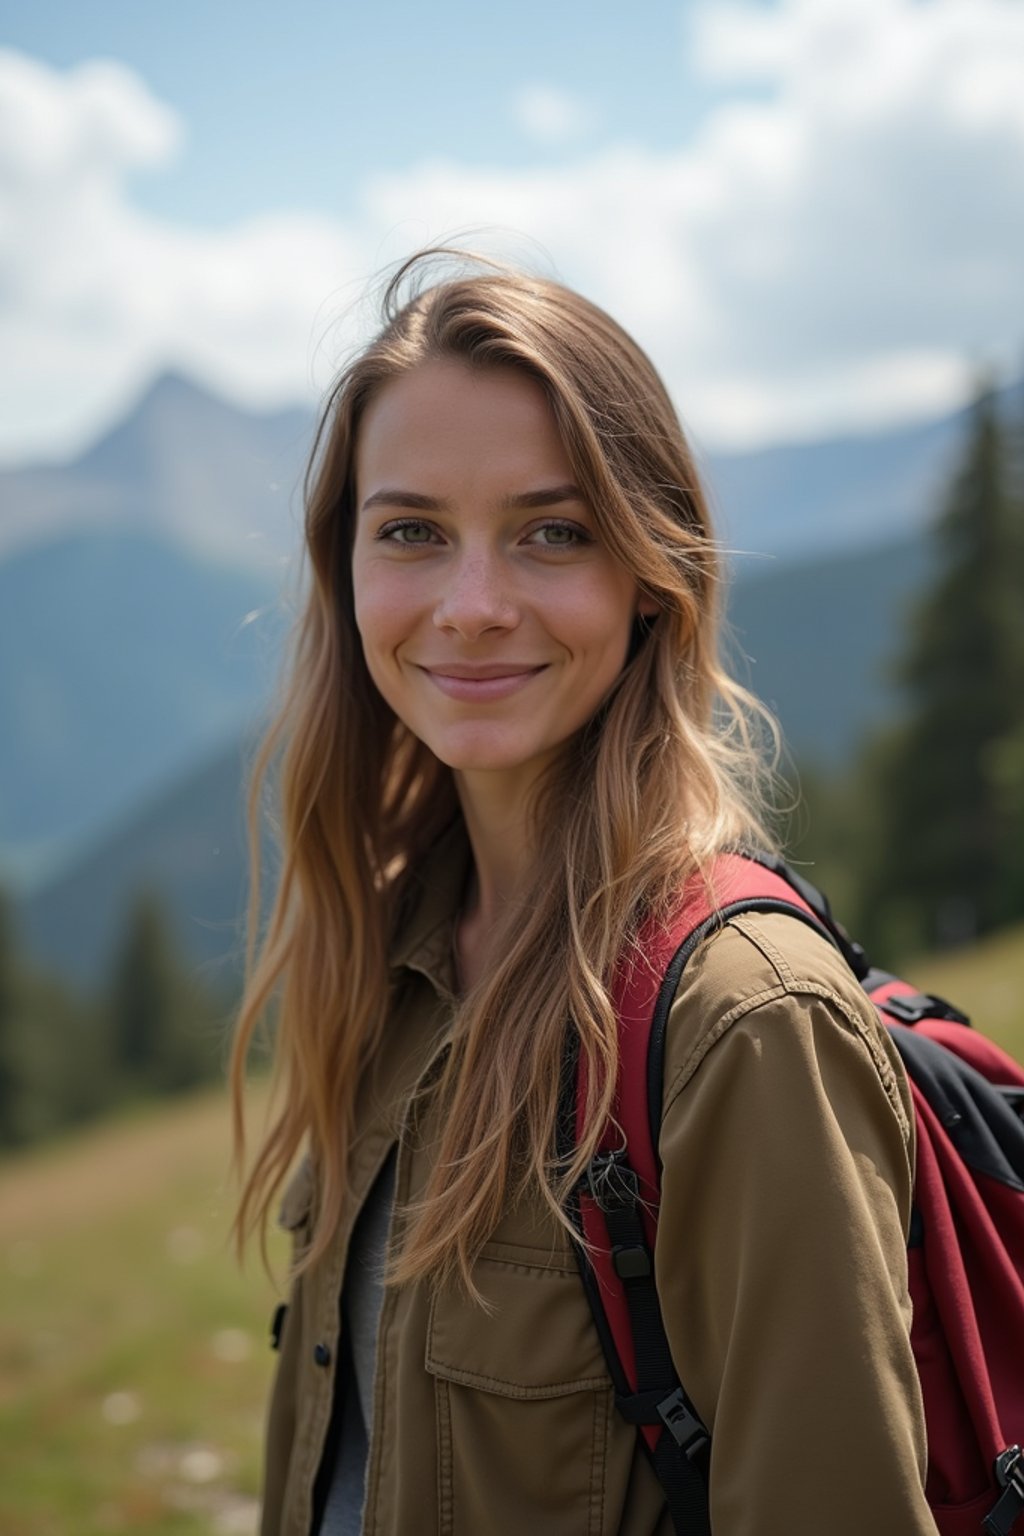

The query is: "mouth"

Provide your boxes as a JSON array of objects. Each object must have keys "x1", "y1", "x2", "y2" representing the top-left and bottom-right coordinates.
[
  {"x1": 419, "y1": 663, "x2": 547, "y2": 679},
  {"x1": 417, "y1": 664, "x2": 547, "y2": 701}
]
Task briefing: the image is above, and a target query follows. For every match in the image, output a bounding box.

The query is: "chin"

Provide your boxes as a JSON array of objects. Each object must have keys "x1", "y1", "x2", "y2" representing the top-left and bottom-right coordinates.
[{"x1": 429, "y1": 733, "x2": 555, "y2": 778}]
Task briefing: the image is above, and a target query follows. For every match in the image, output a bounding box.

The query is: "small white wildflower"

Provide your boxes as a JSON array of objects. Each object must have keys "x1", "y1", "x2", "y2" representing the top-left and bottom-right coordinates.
[
  {"x1": 166, "y1": 1226, "x2": 205, "y2": 1264},
  {"x1": 211, "y1": 1328, "x2": 252, "y2": 1364},
  {"x1": 102, "y1": 1390, "x2": 142, "y2": 1426},
  {"x1": 179, "y1": 1445, "x2": 223, "y2": 1484}
]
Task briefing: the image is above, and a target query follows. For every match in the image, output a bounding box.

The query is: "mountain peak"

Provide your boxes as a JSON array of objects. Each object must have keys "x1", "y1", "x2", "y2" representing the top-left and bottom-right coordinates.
[
  {"x1": 132, "y1": 368, "x2": 224, "y2": 415},
  {"x1": 70, "y1": 367, "x2": 313, "y2": 491}
]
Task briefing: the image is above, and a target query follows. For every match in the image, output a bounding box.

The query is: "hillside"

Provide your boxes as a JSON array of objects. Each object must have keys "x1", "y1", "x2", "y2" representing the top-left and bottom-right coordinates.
[
  {"x1": 17, "y1": 736, "x2": 268, "y2": 991},
  {"x1": 905, "y1": 920, "x2": 1024, "y2": 1066},
  {"x1": 0, "y1": 913, "x2": 1020, "y2": 1532},
  {"x1": 0, "y1": 1084, "x2": 284, "y2": 1536},
  {"x1": 0, "y1": 529, "x2": 285, "y2": 886},
  {"x1": 727, "y1": 531, "x2": 930, "y2": 765}
]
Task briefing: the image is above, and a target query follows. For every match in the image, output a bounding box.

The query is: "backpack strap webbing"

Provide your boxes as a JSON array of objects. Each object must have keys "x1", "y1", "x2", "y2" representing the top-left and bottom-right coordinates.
[{"x1": 567, "y1": 853, "x2": 839, "y2": 1534}]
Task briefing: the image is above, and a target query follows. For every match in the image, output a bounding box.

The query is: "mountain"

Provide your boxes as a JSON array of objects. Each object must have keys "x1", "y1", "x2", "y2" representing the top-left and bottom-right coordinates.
[
  {"x1": 16, "y1": 737, "x2": 262, "y2": 992},
  {"x1": 708, "y1": 377, "x2": 1022, "y2": 563},
  {"x1": 3, "y1": 368, "x2": 1021, "y2": 573},
  {"x1": 17, "y1": 528, "x2": 933, "y2": 987},
  {"x1": 0, "y1": 528, "x2": 286, "y2": 887},
  {"x1": 3, "y1": 367, "x2": 1016, "y2": 960},
  {"x1": 727, "y1": 532, "x2": 932, "y2": 763},
  {"x1": 0, "y1": 371, "x2": 313, "y2": 568},
  {"x1": 708, "y1": 412, "x2": 950, "y2": 563}
]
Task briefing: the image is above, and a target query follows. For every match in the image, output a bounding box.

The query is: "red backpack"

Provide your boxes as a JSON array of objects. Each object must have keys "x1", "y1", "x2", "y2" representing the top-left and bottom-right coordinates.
[{"x1": 568, "y1": 852, "x2": 1024, "y2": 1536}]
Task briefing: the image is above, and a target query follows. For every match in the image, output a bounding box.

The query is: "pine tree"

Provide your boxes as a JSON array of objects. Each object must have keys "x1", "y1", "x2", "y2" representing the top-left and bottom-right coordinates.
[
  {"x1": 990, "y1": 374, "x2": 1024, "y2": 923},
  {"x1": 0, "y1": 891, "x2": 19, "y2": 1142},
  {"x1": 107, "y1": 892, "x2": 215, "y2": 1093},
  {"x1": 867, "y1": 379, "x2": 1024, "y2": 955}
]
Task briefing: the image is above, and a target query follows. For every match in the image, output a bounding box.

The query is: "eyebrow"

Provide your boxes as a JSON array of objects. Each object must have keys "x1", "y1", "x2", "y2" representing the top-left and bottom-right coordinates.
[{"x1": 359, "y1": 483, "x2": 586, "y2": 514}]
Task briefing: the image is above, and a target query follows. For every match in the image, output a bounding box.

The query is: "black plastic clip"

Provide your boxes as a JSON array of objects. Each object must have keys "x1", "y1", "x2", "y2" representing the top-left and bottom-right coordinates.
[
  {"x1": 657, "y1": 1387, "x2": 711, "y2": 1461},
  {"x1": 615, "y1": 1385, "x2": 709, "y2": 1461},
  {"x1": 882, "y1": 991, "x2": 971, "y2": 1027},
  {"x1": 612, "y1": 1243, "x2": 652, "y2": 1281},
  {"x1": 984, "y1": 1446, "x2": 1024, "y2": 1536},
  {"x1": 270, "y1": 1301, "x2": 288, "y2": 1352}
]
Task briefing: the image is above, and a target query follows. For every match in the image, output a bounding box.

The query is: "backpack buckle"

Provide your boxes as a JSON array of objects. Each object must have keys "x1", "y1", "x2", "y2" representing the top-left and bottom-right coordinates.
[
  {"x1": 985, "y1": 1446, "x2": 1024, "y2": 1536},
  {"x1": 882, "y1": 990, "x2": 971, "y2": 1027},
  {"x1": 657, "y1": 1387, "x2": 711, "y2": 1460}
]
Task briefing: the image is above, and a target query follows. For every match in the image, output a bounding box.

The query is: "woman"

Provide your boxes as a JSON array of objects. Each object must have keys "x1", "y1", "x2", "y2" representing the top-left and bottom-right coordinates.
[{"x1": 231, "y1": 253, "x2": 937, "y2": 1535}]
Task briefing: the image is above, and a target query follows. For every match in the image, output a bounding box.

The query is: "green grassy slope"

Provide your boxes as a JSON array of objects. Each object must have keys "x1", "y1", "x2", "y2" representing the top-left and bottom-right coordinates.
[
  {"x1": 904, "y1": 920, "x2": 1024, "y2": 1066},
  {"x1": 0, "y1": 922, "x2": 1019, "y2": 1533},
  {"x1": 0, "y1": 1087, "x2": 286, "y2": 1536}
]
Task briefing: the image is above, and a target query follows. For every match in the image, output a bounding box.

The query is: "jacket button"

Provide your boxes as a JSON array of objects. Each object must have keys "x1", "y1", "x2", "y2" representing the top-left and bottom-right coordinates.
[{"x1": 313, "y1": 1342, "x2": 331, "y2": 1368}]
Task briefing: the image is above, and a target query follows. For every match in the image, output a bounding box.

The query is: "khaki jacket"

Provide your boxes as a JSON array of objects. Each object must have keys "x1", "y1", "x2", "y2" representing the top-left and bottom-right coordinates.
[{"x1": 260, "y1": 828, "x2": 937, "y2": 1535}]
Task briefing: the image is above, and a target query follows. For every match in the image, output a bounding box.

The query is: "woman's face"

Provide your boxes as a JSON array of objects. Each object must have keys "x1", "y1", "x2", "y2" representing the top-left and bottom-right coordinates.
[{"x1": 351, "y1": 359, "x2": 654, "y2": 788}]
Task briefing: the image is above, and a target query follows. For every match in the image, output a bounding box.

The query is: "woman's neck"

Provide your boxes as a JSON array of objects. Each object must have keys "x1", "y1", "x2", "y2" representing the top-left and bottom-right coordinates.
[{"x1": 453, "y1": 770, "x2": 538, "y2": 989}]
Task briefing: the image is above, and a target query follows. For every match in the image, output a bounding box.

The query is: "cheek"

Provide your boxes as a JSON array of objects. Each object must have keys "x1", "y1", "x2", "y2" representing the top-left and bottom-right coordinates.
[
  {"x1": 352, "y1": 565, "x2": 413, "y2": 655},
  {"x1": 560, "y1": 571, "x2": 638, "y2": 658}
]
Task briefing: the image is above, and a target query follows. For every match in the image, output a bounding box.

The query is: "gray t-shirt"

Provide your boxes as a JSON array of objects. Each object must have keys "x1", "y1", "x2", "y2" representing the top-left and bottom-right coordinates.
[{"x1": 319, "y1": 1149, "x2": 397, "y2": 1536}]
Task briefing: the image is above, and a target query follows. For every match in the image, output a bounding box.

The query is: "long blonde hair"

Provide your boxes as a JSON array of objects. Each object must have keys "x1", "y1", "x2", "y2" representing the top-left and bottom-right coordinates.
[{"x1": 231, "y1": 251, "x2": 779, "y2": 1293}]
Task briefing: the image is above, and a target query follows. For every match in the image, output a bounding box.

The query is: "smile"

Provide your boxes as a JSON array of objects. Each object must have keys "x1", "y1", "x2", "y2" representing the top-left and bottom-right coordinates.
[{"x1": 418, "y1": 665, "x2": 548, "y2": 702}]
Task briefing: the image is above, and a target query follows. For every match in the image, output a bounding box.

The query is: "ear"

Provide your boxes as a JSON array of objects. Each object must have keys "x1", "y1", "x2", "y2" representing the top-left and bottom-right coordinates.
[{"x1": 636, "y1": 593, "x2": 661, "y2": 619}]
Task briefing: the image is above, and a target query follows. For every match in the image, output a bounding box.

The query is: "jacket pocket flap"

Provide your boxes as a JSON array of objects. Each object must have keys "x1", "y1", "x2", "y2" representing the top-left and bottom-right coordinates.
[
  {"x1": 277, "y1": 1155, "x2": 315, "y2": 1233},
  {"x1": 425, "y1": 1244, "x2": 609, "y2": 1399}
]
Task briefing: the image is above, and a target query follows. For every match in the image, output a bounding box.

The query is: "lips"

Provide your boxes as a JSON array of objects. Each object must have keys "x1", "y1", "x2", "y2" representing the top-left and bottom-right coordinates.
[
  {"x1": 417, "y1": 663, "x2": 547, "y2": 701},
  {"x1": 420, "y1": 663, "x2": 545, "y2": 679}
]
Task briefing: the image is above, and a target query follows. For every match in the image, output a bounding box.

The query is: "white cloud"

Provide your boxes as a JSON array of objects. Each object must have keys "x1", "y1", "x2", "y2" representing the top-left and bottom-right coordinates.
[
  {"x1": 0, "y1": 50, "x2": 365, "y2": 461},
  {"x1": 0, "y1": 50, "x2": 181, "y2": 186},
  {"x1": 1, "y1": 0, "x2": 1023, "y2": 463},
  {"x1": 512, "y1": 84, "x2": 593, "y2": 145},
  {"x1": 364, "y1": 0, "x2": 1024, "y2": 444}
]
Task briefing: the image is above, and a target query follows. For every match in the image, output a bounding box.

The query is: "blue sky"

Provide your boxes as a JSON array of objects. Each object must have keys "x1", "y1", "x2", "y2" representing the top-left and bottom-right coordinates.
[
  {"x1": 4, "y1": 0, "x2": 732, "y2": 224},
  {"x1": 2, "y1": 0, "x2": 1022, "y2": 464}
]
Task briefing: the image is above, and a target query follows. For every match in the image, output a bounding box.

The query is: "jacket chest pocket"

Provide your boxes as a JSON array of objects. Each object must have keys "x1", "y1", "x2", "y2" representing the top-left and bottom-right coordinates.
[{"x1": 424, "y1": 1242, "x2": 613, "y2": 1536}]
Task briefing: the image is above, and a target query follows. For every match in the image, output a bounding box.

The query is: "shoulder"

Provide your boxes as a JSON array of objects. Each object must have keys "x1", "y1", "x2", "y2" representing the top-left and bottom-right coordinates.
[{"x1": 660, "y1": 910, "x2": 913, "y2": 1146}]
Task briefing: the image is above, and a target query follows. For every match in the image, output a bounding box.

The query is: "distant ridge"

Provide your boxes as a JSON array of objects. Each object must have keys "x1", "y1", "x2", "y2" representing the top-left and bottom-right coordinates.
[
  {"x1": 716, "y1": 375, "x2": 1024, "y2": 562},
  {"x1": 0, "y1": 527, "x2": 286, "y2": 886},
  {"x1": 1, "y1": 366, "x2": 1020, "y2": 571},
  {"x1": 17, "y1": 735, "x2": 262, "y2": 990},
  {"x1": 0, "y1": 370, "x2": 314, "y2": 568},
  {"x1": 3, "y1": 367, "x2": 1019, "y2": 970},
  {"x1": 17, "y1": 527, "x2": 933, "y2": 986}
]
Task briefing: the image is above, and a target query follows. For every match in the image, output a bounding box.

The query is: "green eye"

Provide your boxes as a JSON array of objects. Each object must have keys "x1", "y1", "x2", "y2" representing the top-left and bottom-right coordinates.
[
  {"x1": 529, "y1": 521, "x2": 591, "y2": 547},
  {"x1": 380, "y1": 519, "x2": 436, "y2": 544}
]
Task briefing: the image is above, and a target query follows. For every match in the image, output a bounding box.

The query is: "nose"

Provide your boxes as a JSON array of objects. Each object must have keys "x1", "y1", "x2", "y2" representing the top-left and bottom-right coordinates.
[{"x1": 432, "y1": 549, "x2": 520, "y2": 639}]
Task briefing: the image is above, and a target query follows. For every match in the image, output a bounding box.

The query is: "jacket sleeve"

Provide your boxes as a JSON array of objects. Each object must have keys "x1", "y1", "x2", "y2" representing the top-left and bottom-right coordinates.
[{"x1": 653, "y1": 915, "x2": 937, "y2": 1536}]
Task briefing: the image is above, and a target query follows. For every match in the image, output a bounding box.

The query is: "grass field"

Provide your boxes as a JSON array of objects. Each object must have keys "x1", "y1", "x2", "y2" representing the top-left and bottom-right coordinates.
[
  {"x1": 904, "y1": 919, "x2": 1024, "y2": 1065},
  {"x1": 0, "y1": 1085, "x2": 287, "y2": 1536},
  {"x1": 1, "y1": 922, "x2": 1020, "y2": 1535}
]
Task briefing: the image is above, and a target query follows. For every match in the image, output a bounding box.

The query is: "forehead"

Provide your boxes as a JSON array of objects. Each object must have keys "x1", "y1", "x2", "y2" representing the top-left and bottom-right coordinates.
[{"x1": 355, "y1": 360, "x2": 574, "y2": 498}]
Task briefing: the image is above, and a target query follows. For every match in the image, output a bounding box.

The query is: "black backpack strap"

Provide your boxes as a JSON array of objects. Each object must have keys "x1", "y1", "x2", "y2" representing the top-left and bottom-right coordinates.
[
  {"x1": 588, "y1": 1150, "x2": 711, "y2": 1534},
  {"x1": 567, "y1": 864, "x2": 844, "y2": 1534},
  {"x1": 559, "y1": 1031, "x2": 711, "y2": 1536}
]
